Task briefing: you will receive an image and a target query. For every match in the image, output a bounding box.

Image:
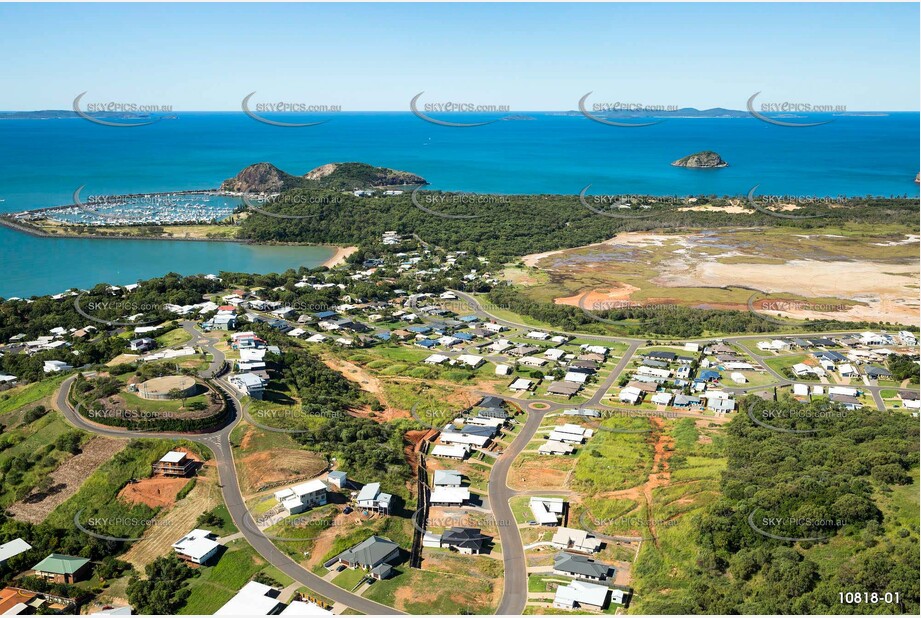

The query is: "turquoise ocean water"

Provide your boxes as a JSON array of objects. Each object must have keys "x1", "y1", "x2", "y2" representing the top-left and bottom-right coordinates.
[{"x1": 0, "y1": 112, "x2": 917, "y2": 297}]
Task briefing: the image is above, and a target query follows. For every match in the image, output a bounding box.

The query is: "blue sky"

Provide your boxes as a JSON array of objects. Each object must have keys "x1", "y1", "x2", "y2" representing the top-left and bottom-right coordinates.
[{"x1": 1, "y1": 2, "x2": 918, "y2": 111}]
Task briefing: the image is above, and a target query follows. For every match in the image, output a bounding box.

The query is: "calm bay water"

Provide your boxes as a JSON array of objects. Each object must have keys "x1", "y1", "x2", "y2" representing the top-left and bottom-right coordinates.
[{"x1": 0, "y1": 112, "x2": 917, "y2": 297}]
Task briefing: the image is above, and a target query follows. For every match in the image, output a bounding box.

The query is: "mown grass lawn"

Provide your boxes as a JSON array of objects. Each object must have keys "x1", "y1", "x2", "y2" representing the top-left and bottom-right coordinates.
[{"x1": 178, "y1": 541, "x2": 267, "y2": 614}]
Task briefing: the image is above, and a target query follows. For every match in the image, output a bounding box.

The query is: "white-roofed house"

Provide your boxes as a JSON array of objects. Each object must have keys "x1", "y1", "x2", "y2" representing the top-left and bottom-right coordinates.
[
  {"x1": 215, "y1": 580, "x2": 284, "y2": 615},
  {"x1": 355, "y1": 482, "x2": 392, "y2": 514},
  {"x1": 429, "y1": 486, "x2": 471, "y2": 506},
  {"x1": 551, "y1": 527, "x2": 602, "y2": 553},
  {"x1": 529, "y1": 497, "x2": 566, "y2": 526},
  {"x1": 431, "y1": 444, "x2": 468, "y2": 460},
  {"x1": 456, "y1": 354, "x2": 485, "y2": 369},
  {"x1": 553, "y1": 580, "x2": 612, "y2": 611},
  {"x1": 172, "y1": 529, "x2": 221, "y2": 564},
  {"x1": 274, "y1": 479, "x2": 328, "y2": 515}
]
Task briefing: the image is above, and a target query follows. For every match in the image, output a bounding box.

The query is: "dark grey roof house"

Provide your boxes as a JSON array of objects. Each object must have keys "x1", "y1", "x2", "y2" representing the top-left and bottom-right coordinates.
[{"x1": 553, "y1": 552, "x2": 612, "y2": 581}]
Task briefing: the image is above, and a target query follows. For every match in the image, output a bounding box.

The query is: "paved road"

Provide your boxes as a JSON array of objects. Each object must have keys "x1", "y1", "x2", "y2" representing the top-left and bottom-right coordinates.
[
  {"x1": 55, "y1": 326, "x2": 404, "y2": 616},
  {"x1": 489, "y1": 400, "x2": 549, "y2": 615}
]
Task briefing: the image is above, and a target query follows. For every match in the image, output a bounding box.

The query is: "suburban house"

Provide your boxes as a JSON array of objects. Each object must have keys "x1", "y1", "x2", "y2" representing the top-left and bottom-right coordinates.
[
  {"x1": 553, "y1": 580, "x2": 612, "y2": 611},
  {"x1": 440, "y1": 428, "x2": 490, "y2": 449},
  {"x1": 228, "y1": 372, "x2": 267, "y2": 399},
  {"x1": 455, "y1": 354, "x2": 485, "y2": 368},
  {"x1": 215, "y1": 581, "x2": 284, "y2": 615},
  {"x1": 327, "y1": 470, "x2": 348, "y2": 489},
  {"x1": 547, "y1": 424, "x2": 594, "y2": 444},
  {"x1": 431, "y1": 444, "x2": 468, "y2": 460},
  {"x1": 151, "y1": 450, "x2": 196, "y2": 477},
  {"x1": 509, "y1": 378, "x2": 535, "y2": 392},
  {"x1": 0, "y1": 538, "x2": 32, "y2": 566},
  {"x1": 439, "y1": 527, "x2": 489, "y2": 554},
  {"x1": 43, "y1": 360, "x2": 73, "y2": 373},
  {"x1": 432, "y1": 470, "x2": 463, "y2": 487},
  {"x1": 355, "y1": 482, "x2": 393, "y2": 514},
  {"x1": 554, "y1": 552, "x2": 613, "y2": 582},
  {"x1": 129, "y1": 337, "x2": 156, "y2": 352},
  {"x1": 539, "y1": 440, "x2": 575, "y2": 455},
  {"x1": 275, "y1": 479, "x2": 328, "y2": 515},
  {"x1": 551, "y1": 527, "x2": 602, "y2": 553},
  {"x1": 334, "y1": 536, "x2": 400, "y2": 580},
  {"x1": 0, "y1": 587, "x2": 38, "y2": 614},
  {"x1": 30, "y1": 554, "x2": 91, "y2": 584},
  {"x1": 548, "y1": 381, "x2": 581, "y2": 397},
  {"x1": 619, "y1": 386, "x2": 643, "y2": 404},
  {"x1": 430, "y1": 486, "x2": 471, "y2": 506},
  {"x1": 530, "y1": 497, "x2": 566, "y2": 526},
  {"x1": 173, "y1": 529, "x2": 221, "y2": 565}
]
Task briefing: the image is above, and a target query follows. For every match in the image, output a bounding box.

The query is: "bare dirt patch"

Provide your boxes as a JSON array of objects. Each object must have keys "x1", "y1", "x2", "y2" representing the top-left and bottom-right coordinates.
[
  {"x1": 119, "y1": 476, "x2": 190, "y2": 509},
  {"x1": 238, "y1": 449, "x2": 327, "y2": 495},
  {"x1": 120, "y1": 472, "x2": 221, "y2": 571},
  {"x1": 9, "y1": 437, "x2": 126, "y2": 524},
  {"x1": 554, "y1": 282, "x2": 642, "y2": 307}
]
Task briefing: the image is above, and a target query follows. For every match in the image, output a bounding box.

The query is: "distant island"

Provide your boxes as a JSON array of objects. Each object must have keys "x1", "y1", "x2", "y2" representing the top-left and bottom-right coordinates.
[
  {"x1": 549, "y1": 107, "x2": 751, "y2": 119},
  {"x1": 0, "y1": 110, "x2": 158, "y2": 120},
  {"x1": 671, "y1": 150, "x2": 729, "y2": 169}
]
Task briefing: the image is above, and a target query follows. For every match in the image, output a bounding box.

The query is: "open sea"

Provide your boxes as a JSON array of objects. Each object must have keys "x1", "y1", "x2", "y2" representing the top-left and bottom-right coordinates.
[{"x1": 0, "y1": 111, "x2": 918, "y2": 298}]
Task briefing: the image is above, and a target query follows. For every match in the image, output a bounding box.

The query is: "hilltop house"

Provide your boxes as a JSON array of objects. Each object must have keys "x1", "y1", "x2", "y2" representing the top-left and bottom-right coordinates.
[
  {"x1": 152, "y1": 450, "x2": 196, "y2": 477},
  {"x1": 553, "y1": 581, "x2": 612, "y2": 611}
]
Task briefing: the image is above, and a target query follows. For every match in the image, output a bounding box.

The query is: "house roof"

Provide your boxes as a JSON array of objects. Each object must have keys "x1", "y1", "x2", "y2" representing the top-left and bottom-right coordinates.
[
  {"x1": 554, "y1": 580, "x2": 610, "y2": 608},
  {"x1": 215, "y1": 580, "x2": 282, "y2": 615},
  {"x1": 337, "y1": 536, "x2": 398, "y2": 568},
  {"x1": 0, "y1": 538, "x2": 32, "y2": 563},
  {"x1": 442, "y1": 527, "x2": 486, "y2": 550},
  {"x1": 31, "y1": 553, "x2": 89, "y2": 575},
  {"x1": 433, "y1": 470, "x2": 462, "y2": 486},
  {"x1": 554, "y1": 552, "x2": 611, "y2": 579}
]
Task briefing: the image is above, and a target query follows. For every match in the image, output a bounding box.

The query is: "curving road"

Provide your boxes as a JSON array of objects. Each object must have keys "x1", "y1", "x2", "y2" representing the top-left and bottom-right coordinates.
[{"x1": 55, "y1": 324, "x2": 403, "y2": 616}]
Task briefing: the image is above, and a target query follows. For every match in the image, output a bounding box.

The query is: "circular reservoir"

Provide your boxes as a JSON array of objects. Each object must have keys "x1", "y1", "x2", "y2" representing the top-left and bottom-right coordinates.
[{"x1": 138, "y1": 375, "x2": 198, "y2": 400}]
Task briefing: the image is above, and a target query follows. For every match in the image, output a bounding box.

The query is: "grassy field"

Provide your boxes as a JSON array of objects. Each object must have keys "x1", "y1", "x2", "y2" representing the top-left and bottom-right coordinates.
[
  {"x1": 178, "y1": 540, "x2": 268, "y2": 614},
  {"x1": 0, "y1": 375, "x2": 65, "y2": 415},
  {"x1": 362, "y1": 565, "x2": 500, "y2": 614},
  {"x1": 155, "y1": 327, "x2": 193, "y2": 348},
  {"x1": 571, "y1": 416, "x2": 654, "y2": 493},
  {"x1": 0, "y1": 410, "x2": 81, "y2": 507}
]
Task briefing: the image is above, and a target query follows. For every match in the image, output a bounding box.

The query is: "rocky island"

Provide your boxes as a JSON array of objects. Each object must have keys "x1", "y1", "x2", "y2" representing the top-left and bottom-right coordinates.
[
  {"x1": 671, "y1": 150, "x2": 729, "y2": 169},
  {"x1": 221, "y1": 161, "x2": 427, "y2": 193}
]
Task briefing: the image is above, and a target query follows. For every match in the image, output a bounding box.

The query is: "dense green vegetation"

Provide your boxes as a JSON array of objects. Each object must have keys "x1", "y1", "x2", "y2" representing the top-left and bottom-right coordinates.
[
  {"x1": 888, "y1": 354, "x2": 920, "y2": 384},
  {"x1": 238, "y1": 188, "x2": 918, "y2": 262},
  {"x1": 634, "y1": 396, "x2": 920, "y2": 614},
  {"x1": 127, "y1": 555, "x2": 197, "y2": 614}
]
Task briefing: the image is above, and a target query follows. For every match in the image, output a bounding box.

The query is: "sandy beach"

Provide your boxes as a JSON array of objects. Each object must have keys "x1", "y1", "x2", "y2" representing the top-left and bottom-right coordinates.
[{"x1": 322, "y1": 245, "x2": 359, "y2": 268}]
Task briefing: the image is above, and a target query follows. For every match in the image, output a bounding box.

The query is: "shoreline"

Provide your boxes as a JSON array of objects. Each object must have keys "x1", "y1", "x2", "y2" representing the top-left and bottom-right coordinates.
[{"x1": 322, "y1": 245, "x2": 358, "y2": 268}]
